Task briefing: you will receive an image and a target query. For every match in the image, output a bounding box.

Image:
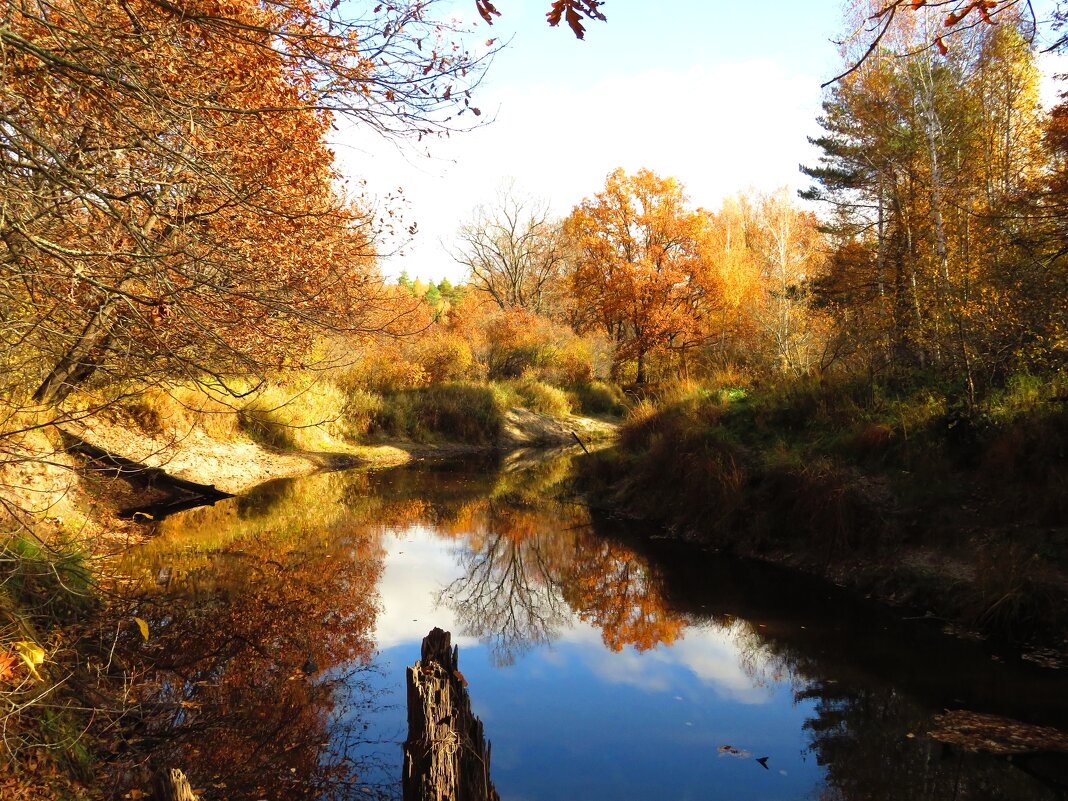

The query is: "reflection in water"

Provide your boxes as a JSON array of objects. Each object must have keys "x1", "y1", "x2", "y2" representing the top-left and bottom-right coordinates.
[
  {"x1": 109, "y1": 453, "x2": 1068, "y2": 801},
  {"x1": 111, "y1": 472, "x2": 394, "y2": 800},
  {"x1": 437, "y1": 499, "x2": 685, "y2": 666}
]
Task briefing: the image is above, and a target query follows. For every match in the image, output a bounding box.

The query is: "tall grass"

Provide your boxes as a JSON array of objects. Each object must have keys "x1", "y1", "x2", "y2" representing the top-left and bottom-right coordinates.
[
  {"x1": 115, "y1": 371, "x2": 625, "y2": 453},
  {"x1": 377, "y1": 383, "x2": 504, "y2": 443}
]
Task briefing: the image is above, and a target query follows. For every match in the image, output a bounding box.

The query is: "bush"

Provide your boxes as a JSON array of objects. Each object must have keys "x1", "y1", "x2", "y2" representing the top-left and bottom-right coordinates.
[
  {"x1": 476, "y1": 309, "x2": 594, "y2": 383},
  {"x1": 335, "y1": 349, "x2": 428, "y2": 393},
  {"x1": 411, "y1": 334, "x2": 476, "y2": 384},
  {"x1": 503, "y1": 375, "x2": 573, "y2": 417},
  {"x1": 571, "y1": 381, "x2": 627, "y2": 417},
  {"x1": 377, "y1": 383, "x2": 503, "y2": 443}
]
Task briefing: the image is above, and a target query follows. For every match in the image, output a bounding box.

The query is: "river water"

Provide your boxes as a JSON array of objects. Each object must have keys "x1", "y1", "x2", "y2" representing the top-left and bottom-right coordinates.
[{"x1": 113, "y1": 451, "x2": 1068, "y2": 800}]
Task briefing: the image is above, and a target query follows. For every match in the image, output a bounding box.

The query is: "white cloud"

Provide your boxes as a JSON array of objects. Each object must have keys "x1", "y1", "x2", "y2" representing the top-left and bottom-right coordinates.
[
  {"x1": 371, "y1": 528, "x2": 778, "y2": 703},
  {"x1": 332, "y1": 59, "x2": 823, "y2": 281},
  {"x1": 563, "y1": 621, "x2": 775, "y2": 704}
]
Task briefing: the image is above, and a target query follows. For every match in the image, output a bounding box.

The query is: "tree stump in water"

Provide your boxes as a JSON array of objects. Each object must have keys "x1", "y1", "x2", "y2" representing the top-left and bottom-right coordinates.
[
  {"x1": 152, "y1": 767, "x2": 199, "y2": 801},
  {"x1": 403, "y1": 628, "x2": 500, "y2": 801}
]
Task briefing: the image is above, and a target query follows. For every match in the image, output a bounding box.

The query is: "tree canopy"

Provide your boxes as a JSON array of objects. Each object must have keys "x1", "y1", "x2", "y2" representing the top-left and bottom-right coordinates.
[{"x1": 0, "y1": 0, "x2": 489, "y2": 405}]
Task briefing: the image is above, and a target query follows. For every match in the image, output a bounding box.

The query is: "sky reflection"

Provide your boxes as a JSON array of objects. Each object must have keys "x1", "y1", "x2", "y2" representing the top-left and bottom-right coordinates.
[{"x1": 364, "y1": 522, "x2": 823, "y2": 801}]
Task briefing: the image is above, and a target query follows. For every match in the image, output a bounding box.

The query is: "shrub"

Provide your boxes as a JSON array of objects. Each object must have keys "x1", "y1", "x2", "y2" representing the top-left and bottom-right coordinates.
[
  {"x1": 335, "y1": 348, "x2": 428, "y2": 393},
  {"x1": 505, "y1": 375, "x2": 573, "y2": 417},
  {"x1": 410, "y1": 333, "x2": 476, "y2": 383},
  {"x1": 378, "y1": 383, "x2": 503, "y2": 443},
  {"x1": 571, "y1": 381, "x2": 627, "y2": 416},
  {"x1": 475, "y1": 309, "x2": 594, "y2": 383}
]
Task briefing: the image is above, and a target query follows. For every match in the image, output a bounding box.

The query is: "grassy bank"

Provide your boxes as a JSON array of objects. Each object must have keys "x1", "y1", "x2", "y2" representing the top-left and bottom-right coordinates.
[
  {"x1": 0, "y1": 534, "x2": 99, "y2": 800},
  {"x1": 107, "y1": 374, "x2": 624, "y2": 457},
  {"x1": 578, "y1": 375, "x2": 1068, "y2": 648}
]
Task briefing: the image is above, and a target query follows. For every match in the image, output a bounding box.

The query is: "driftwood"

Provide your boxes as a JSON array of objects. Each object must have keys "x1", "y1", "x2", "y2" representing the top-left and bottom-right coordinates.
[
  {"x1": 403, "y1": 628, "x2": 500, "y2": 801},
  {"x1": 153, "y1": 767, "x2": 199, "y2": 801},
  {"x1": 61, "y1": 433, "x2": 233, "y2": 519}
]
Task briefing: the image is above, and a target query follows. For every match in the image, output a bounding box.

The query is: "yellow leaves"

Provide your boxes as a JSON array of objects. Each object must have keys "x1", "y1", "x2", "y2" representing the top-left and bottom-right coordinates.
[
  {"x1": 12, "y1": 640, "x2": 46, "y2": 682},
  {"x1": 133, "y1": 616, "x2": 150, "y2": 641}
]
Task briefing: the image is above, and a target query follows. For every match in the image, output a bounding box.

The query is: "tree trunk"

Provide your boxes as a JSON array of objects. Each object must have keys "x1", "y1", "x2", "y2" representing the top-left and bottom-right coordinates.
[
  {"x1": 33, "y1": 296, "x2": 120, "y2": 405},
  {"x1": 635, "y1": 349, "x2": 647, "y2": 385},
  {"x1": 402, "y1": 628, "x2": 500, "y2": 801}
]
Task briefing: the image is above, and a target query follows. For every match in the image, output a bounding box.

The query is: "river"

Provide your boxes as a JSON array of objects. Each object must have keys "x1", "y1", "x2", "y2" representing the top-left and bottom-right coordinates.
[{"x1": 110, "y1": 450, "x2": 1068, "y2": 800}]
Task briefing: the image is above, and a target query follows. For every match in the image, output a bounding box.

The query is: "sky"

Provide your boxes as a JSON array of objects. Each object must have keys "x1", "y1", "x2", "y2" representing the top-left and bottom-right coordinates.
[{"x1": 332, "y1": 0, "x2": 1064, "y2": 284}]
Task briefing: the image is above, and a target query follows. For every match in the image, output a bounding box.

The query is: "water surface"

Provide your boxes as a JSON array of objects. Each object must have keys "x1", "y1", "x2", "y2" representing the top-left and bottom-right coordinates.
[{"x1": 114, "y1": 452, "x2": 1068, "y2": 800}]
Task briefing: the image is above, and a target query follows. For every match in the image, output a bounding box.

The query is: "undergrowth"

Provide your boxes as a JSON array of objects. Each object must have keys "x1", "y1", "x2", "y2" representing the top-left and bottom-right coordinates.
[
  {"x1": 0, "y1": 535, "x2": 98, "y2": 795},
  {"x1": 579, "y1": 372, "x2": 1068, "y2": 645},
  {"x1": 114, "y1": 373, "x2": 624, "y2": 453}
]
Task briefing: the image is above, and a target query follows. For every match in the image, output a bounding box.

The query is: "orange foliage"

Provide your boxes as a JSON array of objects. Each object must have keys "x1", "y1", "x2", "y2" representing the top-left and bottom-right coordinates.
[
  {"x1": 438, "y1": 491, "x2": 687, "y2": 658},
  {"x1": 2, "y1": 0, "x2": 481, "y2": 403},
  {"x1": 561, "y1": 537, "x2": 686, "y2": 652},
  {"x1": 565, "y1": 168, "x2": 720, "y2": 384},
  {"x1": 112, "y1": 522, "x2": 384, "y2": 798}
]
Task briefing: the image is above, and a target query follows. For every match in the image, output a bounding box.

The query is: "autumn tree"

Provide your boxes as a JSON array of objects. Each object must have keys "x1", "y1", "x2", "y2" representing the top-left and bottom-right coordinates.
[
  {"x1": 564, "y1": 168, "x2": 717, "y2": 384},
  {"x1": 0, "y1": 0, "x2": 490, "y2": 408},
  {"x1": 702, "y1": 191, "x2": 834, "y2": 375},
  {"x1": 803, "y1": 6, "x2": 1047, "y2": 396},
  {"x1": 452, "y1": 183, "x2": 569, "y2": 315}
]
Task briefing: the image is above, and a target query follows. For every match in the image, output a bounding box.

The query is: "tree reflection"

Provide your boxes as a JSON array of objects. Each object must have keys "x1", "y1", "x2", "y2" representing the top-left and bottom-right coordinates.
[
  {"x1": 109, "y1": 472, "x2": 391, "y2": 800},
  {"x1": 559, "y1": 534, "x2": 685, "y2": 652},
  {"x1": 800, "y1": 683, "x2": 1065, "y2": 801},
  {"x1": 434, "y1": 490, "x2": 686, "y2": 662},
  {"x1": 109, "y1": 455, "x2": 1068, "y2": 801},
  {"x1": 438, "y1": 502, "x2": 576, "y2": 666}
]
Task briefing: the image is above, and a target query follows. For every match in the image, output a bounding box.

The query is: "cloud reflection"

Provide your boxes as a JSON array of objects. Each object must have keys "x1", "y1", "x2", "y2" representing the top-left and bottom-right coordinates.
[{"x1": 373, "y1": 523, "x2": 773, "y2": 705}]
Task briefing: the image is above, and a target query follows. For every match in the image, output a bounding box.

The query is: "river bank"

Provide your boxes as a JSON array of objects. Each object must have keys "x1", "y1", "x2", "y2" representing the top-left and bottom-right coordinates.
[
  {"x1": 574, "y1": 380, "x2": 1068, "y2": 660},
  {"x1": 2, "y1": 414, "x2": 1067, "y2": 799}
]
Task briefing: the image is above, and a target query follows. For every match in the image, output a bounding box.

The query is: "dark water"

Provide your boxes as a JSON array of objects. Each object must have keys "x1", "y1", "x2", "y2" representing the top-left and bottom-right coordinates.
[{"x1": 113, "y1": 451, "x2": 1068, "y2": 800}]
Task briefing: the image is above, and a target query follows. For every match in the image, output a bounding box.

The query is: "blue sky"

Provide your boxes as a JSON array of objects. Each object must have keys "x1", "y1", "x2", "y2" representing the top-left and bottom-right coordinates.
[{"x1": 333, "y1": 0, "x2": 1064, "y2": 283}]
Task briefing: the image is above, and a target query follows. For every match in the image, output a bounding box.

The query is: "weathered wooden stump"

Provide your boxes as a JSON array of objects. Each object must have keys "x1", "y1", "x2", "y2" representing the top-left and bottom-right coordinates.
[
  {"x1": 153, "y1": 767, "x2": 199, "y2": 801},
  {"x1": 402, "y1": 628, "x2": 500, "y2": 801}
]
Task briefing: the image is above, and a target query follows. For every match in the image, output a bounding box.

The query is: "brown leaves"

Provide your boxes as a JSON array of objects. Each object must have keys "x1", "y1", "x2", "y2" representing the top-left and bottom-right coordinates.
[
  {"x1": 475, "y1": 0, "x2": 606, "y2": 39},
  {"x1": 546, "y1": 0, "x2": 606, "y2": 40},
  {"x1": 475, "y1": 0, "x2": 501, "y2": 25},
  {"x1": 944, "y1": 1, "x2": 1000, "y2": 28},
  {"x1": 929, "y1": 710, "x2": 1068, "y2": 755}
]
